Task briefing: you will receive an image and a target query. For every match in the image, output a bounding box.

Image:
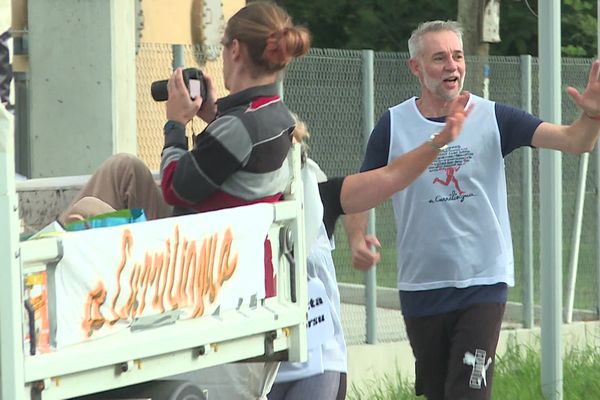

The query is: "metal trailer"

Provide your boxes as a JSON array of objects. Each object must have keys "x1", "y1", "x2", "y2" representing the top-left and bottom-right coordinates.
[{"x1": 1, "y1": 106, "x2": 308, "y2": 399}]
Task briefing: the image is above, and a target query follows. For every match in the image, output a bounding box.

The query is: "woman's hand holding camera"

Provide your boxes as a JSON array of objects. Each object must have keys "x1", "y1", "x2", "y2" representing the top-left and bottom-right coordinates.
[
  {"x1": 166, "y1": 68, "x2": 202, "y2": 125},
  {"x1": 165, "y1": 68, "x2": 218, "y2": 125},
  {"x1": 164, "y1": 68, "x2": 218, "y2": 125},
  {"x1": 196, "y1": 74, "x2": 217, "y2": 123}
]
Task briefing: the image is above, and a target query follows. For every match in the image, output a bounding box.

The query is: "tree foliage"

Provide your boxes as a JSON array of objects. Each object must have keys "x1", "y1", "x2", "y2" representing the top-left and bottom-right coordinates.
[
  {"x1": 275, "y1": 0, "x2": 456, "y2": 52},
  {"x1": 494, "y1": 0, "x2": 597, "y2": 57},
  {"x1": 561, "y1": 0, "x2": 597, "y2": 57},
  {"x1": 275, "y1": 0, "x2": 598, "y2": 57}
]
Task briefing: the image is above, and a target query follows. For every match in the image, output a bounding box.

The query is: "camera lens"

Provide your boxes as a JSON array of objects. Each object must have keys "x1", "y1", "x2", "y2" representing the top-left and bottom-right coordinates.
[
  {"x1": 150, "y1": 80, "x2": 169, "y2": 102},
  {"x1": 150, "y1": 68, "x2": 207, "y2": 102}
]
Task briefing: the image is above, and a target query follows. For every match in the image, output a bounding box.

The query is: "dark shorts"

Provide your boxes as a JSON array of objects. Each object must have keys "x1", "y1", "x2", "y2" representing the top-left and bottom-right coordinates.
[{"x1": 404, "y1": 302, "x2": 506, "y2": 400}]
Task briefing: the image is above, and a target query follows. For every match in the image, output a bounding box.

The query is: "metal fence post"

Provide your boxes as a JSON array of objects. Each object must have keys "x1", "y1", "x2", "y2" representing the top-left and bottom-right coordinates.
[
  {"x1": 520, "y1": 54, "x2": 534, "y2": 329},
  {"x1": 172, "y1": 44, "x2": 184, "y2": 69},
  {"x1": 538, "y1": 1, "x2": 563, "y2": 397},
  {"x1": 362, "y1": 49, "x2": 377, "y2": 344}
]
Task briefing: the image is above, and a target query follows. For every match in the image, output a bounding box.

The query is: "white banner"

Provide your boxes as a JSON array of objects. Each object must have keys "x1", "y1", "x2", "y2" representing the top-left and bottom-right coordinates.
[
  {"x1": 55, "y1": 203, "x2": 273, "y2": 348},
  {"x1": 306, "y1": 277, "x2": 334, "y2": 350}
]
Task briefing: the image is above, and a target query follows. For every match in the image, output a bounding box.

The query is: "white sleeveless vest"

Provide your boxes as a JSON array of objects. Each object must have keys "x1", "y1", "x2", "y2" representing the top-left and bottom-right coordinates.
[{"x1": 388, "y1": 95, "x2": 514, "y2": 290}]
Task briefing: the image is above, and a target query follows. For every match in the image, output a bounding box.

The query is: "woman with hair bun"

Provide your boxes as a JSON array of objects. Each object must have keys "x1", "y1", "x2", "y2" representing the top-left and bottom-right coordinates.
[
  {"x1": 61, "y1": 1, "x2": 312, "y2": 228},
  {"x1": 158, "y1": 2, "x2": 315, "y2": 399},
  {"x1": 161, "y1": 1, "x2": 311, "y2": 219},
  {"x1": 219, "y1": 0, "x2": 310, "y2": 87}
]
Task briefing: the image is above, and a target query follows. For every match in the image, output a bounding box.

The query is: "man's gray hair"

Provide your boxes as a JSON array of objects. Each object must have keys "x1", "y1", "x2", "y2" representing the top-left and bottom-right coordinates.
[{"x1": 408, "y1": 20, "x2": 463, "y2": 58}]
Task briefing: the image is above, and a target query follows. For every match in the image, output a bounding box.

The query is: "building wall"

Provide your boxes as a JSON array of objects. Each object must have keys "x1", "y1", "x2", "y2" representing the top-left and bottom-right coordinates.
[
  {"x1": 140, "y1": 0, "x2": 245, "y2": 44},
  {"x1": 0, "y1": 0, "x2": 10, "y2": 32}
]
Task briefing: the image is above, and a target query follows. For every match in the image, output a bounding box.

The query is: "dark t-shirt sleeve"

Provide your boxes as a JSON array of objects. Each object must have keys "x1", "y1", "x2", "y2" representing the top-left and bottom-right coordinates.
[
  {"x1": 318, "y1": 177, "x2": 345, "y2": 240},
  {"x1": 495, "y1": 102, "x2": 543, "y2": 157},
  {"x1": 360, "y1": 110, "x2": 391, "y2": 172},
  {"x1": 358, "y1": 103, "x2": 540, "y2": 174}
]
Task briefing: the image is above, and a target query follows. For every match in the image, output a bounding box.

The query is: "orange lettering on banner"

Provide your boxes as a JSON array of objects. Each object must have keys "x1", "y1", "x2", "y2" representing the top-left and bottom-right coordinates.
[
  {"x1": 81, "y1": 281, "x2": 107, "y2": 337},
  {"x1": 180, "y1": 241, "x2": 197, "y2": 305},
  {"x1": 174, "y1": 238, "x2": 189, "y2": 307},
  {"x1": 166, "y1": 226, "x2": 180, "y2": 309},
  {"x1": 110, "y1": 229, "x2": 134, "y2": 323},
  {"x1": 154, "y1": 241, "x2": 170, "y2": 313},
  {"x1": 219, "y1": 229, "x2": 238, "y2": 281},
  {"x1": 81, "y1": 225, "x2": 239, "y2": 338},
  {"x1": 192, "y1": 238, "x2": 209, "y2": 318},
  {"x1": 207, "y1": 234, "x2": 217, "y2": 303},
  {"x1": 212, "y1": 228, "x2": 238, "y2": 302},
  {"x1": 135, "y1": 254, "x2": 153, "y2": 316}
]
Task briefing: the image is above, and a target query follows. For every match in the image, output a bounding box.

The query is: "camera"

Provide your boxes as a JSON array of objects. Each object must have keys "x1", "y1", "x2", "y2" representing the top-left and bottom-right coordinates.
[{"x1": 150, "y1": 68, "x2": 208, "y2": 102}]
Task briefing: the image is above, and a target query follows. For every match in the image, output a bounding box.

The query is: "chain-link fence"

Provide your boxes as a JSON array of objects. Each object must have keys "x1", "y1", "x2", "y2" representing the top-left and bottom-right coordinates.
[{"x1": 136, "y1": 44, "x2": 600, "y2": 343}]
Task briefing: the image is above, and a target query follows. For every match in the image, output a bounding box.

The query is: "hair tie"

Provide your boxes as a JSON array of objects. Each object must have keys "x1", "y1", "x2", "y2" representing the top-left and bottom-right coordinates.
[{"x1": 264, "y1": 29, "x2": 290, "y2": 66}]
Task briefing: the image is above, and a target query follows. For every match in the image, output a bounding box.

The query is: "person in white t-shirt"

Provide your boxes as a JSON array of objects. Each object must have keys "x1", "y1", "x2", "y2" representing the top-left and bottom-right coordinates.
[
  {"x1": 270, "y1": 98, "x2": 469, "y2": 400},
  {"x1": 345, "y1": 20, "x2": 600, "y2": 400}
]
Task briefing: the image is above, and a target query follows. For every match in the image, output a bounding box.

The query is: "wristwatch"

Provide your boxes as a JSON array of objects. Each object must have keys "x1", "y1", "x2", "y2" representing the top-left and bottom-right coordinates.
[
  {"x1": 428, "y1": 132, "x2": 448, "y2": 152},
  {"x1": 164, "y1": 120, "x2": 185, "y2": 134}
]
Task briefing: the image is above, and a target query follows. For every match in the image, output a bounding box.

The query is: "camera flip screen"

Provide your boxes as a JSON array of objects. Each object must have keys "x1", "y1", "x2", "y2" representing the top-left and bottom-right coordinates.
[{"x1": 189, "y1": 79, "x2": 201, "y2": 99}]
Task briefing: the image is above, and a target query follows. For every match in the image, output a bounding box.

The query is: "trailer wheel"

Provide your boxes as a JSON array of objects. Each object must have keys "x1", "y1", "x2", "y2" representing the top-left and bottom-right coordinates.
[
  {"x1": 69, "y1": 379, "x2": 207, "y2": 400},
  {"x1": 144, "y1": 380, "x2": 207, "y2": 400}
]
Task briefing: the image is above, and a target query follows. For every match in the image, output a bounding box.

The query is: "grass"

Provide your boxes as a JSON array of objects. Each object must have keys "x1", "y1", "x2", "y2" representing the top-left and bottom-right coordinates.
[{"x1": 347, "y1": 343, "x2": 600, "y2": 400}]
